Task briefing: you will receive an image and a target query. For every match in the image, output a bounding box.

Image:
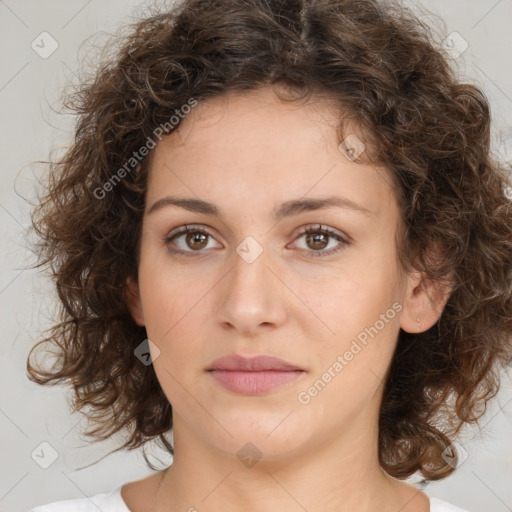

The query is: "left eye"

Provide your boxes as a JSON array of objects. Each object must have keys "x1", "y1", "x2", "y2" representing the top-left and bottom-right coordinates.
[
  {"x1": 164, "y1": 224, "x2": 349, "y2": 258},
  {"x1": 290, "y1": 224, "x2": 349, "y2": 257}
]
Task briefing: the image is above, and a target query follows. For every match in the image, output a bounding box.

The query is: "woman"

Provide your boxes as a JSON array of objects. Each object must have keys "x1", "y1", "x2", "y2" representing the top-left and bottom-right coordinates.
[{"x1": 27, "y1": 0, "x2": 512, "y2": 510}]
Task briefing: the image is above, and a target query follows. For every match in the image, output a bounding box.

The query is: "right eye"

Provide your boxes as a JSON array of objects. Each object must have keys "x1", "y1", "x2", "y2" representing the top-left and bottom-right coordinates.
[{"x1": 164, "y1": 225, "x2": 222, "y2": 257}]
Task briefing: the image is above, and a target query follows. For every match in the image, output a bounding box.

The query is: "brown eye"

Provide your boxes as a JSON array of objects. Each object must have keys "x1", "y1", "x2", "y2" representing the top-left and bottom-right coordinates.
[
  {"x1": 291, "y1": 224, "x2": 350, "y2": 258},
  {"x1": 184, "y1": 231, "x2": 208, "y2": 250},
  {"x1": 164, "y1": 225, "x2": 220, "y2": 257},
  {"x1": 305, "y1": 232, "x2": 329, "y2": 251}
]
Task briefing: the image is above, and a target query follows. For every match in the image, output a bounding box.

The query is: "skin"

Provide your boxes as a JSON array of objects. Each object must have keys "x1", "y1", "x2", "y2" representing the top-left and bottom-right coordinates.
[{"x1": 124, "y1": 85, "x2": 450, "y2": 512}]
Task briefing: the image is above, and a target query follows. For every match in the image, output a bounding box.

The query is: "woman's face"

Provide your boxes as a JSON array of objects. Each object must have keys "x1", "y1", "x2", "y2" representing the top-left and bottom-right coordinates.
[{"x1": 128, "y1": 86, "x2": 416, "y2": 462}]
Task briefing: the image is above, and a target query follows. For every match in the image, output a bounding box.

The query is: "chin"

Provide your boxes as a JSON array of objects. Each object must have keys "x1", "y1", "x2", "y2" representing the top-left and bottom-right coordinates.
[{"x1": 202, "y1": 415, "x2": 308, "y2": 461}]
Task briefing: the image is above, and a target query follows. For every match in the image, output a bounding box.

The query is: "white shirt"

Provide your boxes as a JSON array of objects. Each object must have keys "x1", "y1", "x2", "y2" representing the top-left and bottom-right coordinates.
[{"x1": 29, "y1": 486, "x2": 470, "y2": 511}]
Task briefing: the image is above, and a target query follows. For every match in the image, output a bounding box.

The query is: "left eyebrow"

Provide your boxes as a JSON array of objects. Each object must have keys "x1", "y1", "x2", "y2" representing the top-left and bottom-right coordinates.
[
  {"x1": 146, "y1": 195, "x2": 375, "y2": 220},
  {"x1": 273, "y1": 196, "x2": 375, "y2": 220}
]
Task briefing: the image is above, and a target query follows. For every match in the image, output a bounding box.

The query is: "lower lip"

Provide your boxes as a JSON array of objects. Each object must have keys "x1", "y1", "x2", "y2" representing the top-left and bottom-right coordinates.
[{"x1": 208, "y1": 370, "x2": 305, "y2": 395}]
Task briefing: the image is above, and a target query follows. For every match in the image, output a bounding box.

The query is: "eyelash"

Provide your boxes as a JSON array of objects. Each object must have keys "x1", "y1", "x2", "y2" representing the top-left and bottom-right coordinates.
[{"x1": 164, "y1": 224, "x2": 350, "y2": 258}]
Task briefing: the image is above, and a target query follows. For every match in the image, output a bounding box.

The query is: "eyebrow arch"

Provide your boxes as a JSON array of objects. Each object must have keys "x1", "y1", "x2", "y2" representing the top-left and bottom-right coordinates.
[{"x1": 146, "y1": 195, "x2": 375, "y2": 220}]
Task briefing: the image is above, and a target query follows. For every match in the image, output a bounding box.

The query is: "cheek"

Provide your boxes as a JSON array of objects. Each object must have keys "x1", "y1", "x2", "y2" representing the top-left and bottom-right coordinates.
[
  {"x1": 296, "y1": 254, "x2": 402, "y2": 390},
  {"x1": 297, "y1": 257, "x2": 401, "y2": 336},
  {"x1": 137, "y1": 247, "x2": 199, "y2": 329},
  {"x1": 297, "y1": 283, "x2": 401, "y2": 419},
  {"x1": 137, "y1": 255, "x2": 212, "y2": 361}
]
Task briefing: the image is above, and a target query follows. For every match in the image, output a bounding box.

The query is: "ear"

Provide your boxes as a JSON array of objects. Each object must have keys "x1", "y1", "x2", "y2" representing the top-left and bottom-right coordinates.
[
  {"x1": 400, "y1": 269, "x2": 452, "y2": 333},
  {"x1": 125, "y1": 275, "x2": 145, "y2": 327}
]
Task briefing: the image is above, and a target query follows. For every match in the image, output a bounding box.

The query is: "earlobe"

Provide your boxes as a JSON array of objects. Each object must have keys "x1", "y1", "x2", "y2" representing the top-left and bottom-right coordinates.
[
  {"x1": 125, "y1": 275, "x2": 145, "y2": 327},
  {"x1": 400, "y1": 271, "x2": 452, "y2": 333}
]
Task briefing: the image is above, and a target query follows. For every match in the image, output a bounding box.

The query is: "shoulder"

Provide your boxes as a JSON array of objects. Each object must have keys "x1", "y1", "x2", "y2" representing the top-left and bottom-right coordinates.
[
  {"x1": 429, "y1": 496, "x2": 470, "y2": 512},
  {"x1": 29, "y1": 486, "x2": 129, "y2": 512}
]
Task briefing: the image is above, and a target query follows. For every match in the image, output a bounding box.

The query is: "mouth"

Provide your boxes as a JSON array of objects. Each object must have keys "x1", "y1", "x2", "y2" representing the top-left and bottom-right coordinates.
[
  {"x1": 208, "y1": 369, "x2": 305, "y2": 395},
  {"x1": 206, "y1": 354, "x2": 306, "y2": 395},
  {"x1": 207, "y1": 353, "x2": 304, "y2": 372}
]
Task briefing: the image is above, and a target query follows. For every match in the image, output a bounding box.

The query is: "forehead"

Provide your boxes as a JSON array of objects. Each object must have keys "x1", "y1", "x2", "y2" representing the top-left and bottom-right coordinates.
[
  {"x1": 146, "y1": 87, "x2": 398, "y2": 221},
  {"x1": 160, "y1": 87, "x2": 344, "y2": 156}
]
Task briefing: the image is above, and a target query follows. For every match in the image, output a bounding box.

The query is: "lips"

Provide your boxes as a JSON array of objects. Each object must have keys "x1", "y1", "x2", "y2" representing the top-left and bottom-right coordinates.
[
  {"x1": 207, "y1": 354, "x2": 303, "y2": 372},
  {"x1": 207, "y1": 354, "x2": 305, "y2": 395}
]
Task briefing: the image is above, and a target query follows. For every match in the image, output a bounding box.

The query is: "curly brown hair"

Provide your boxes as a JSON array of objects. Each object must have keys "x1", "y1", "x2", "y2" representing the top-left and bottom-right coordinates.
[{"x1": 27, "y1": 0, "x2": 512, "y2": 481}]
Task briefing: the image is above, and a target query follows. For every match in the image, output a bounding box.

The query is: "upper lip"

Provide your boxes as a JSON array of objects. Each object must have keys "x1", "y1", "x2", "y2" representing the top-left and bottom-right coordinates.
[{"x1": 207, "y1": 354, "x2": 304, "y2": 371}]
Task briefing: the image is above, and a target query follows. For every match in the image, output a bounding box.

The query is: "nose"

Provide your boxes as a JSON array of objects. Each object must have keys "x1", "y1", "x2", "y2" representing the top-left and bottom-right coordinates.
[{"x1": 215, "y1": 238, "x2": 288, "y2": 337}]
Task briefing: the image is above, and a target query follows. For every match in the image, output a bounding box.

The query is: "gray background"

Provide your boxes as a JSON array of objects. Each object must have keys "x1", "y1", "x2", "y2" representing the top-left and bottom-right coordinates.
[{"x1": 1, "y1": 1, "x2": 511, "y2": 511}]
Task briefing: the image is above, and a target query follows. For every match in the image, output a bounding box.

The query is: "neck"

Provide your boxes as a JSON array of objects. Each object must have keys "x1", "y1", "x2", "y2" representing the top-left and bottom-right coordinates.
[{"x1": 153, "y1": 415, "x2": 429, "y2": 512}]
